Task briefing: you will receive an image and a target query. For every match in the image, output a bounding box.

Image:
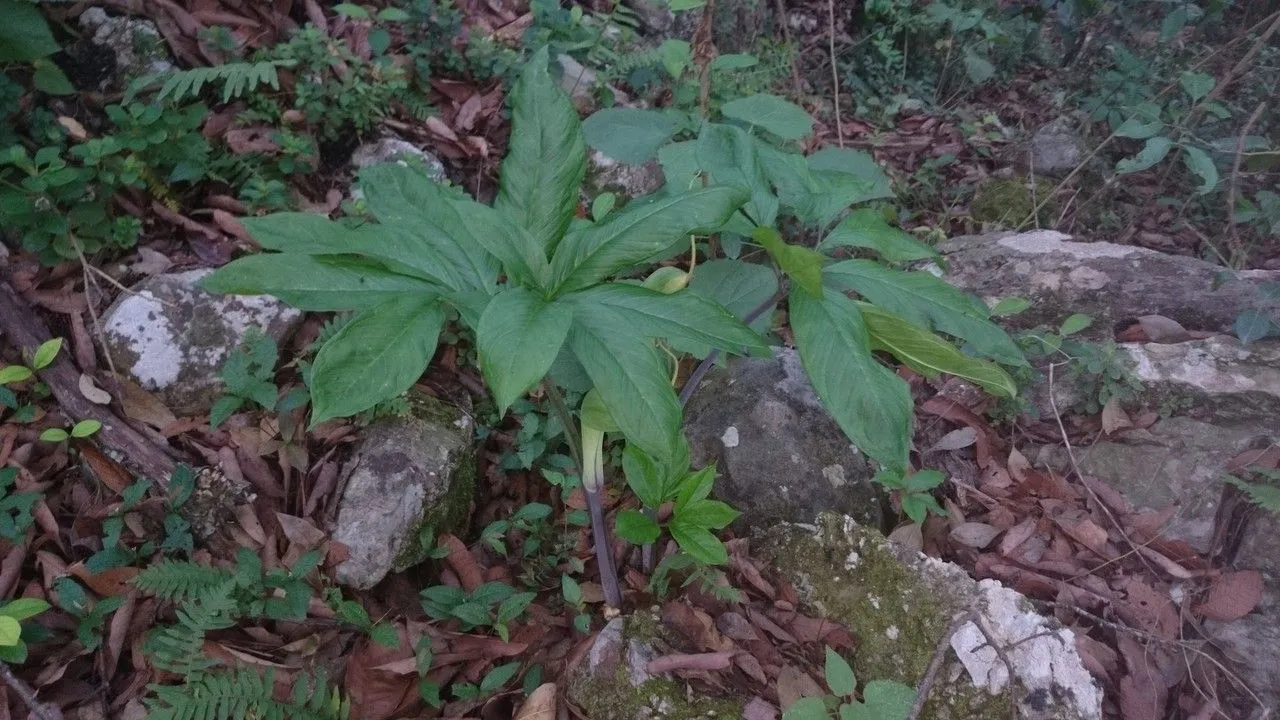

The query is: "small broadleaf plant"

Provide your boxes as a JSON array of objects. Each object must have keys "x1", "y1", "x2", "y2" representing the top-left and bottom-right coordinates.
[{"x1": 782, "y1": 647, "x2": 916, "y2": 720}]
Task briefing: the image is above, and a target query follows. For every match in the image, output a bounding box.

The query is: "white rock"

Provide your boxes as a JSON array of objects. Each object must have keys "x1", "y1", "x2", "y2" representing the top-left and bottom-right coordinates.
[{"x1": 101, "y1": 269, "x2": 301, "y2": 416}]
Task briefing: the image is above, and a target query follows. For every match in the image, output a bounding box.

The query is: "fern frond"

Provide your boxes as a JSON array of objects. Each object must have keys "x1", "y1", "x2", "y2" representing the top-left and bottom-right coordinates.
[
  {"x1": 604, "y1": 46, "x2": 664, "y2": 77},
  {"x1": 145, "y1": 667, "x2": 351, "y2": 720},
  {"x1": 125, "y1": 60, "x2": 295, "y2": 105},
  {"x1": 136, "y1": 559, "x2": 235, "y2": 603},
  {"x1": 1226, "y1": 473, "x2": 1280, "y2": 514},
  {"x1": 144, "y1": 581, "x2": 238, "y2": 674}
]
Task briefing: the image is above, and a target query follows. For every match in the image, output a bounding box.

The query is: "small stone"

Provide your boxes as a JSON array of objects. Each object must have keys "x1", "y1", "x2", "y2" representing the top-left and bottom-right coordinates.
[
  {"x1": 585, "y1": 150, "x2": 665, "y2": 203},
  {"x1": 333, "y1": 391, "x2": 476, "y2": 589},
  {"x1": 557, "y1": 54, "x2": 597, "y2": 111},
  {"x1": 626, "y1": 639, "x2": 657, "y2": 687},
  {"x1": 351, "y1": 137, "x2": 446, "y2": 183},
  {"x1": 101, "y1": 269, "x2": 302, "y2": 416},
  {"x1": 1026, "y1": 116, "x2": 1084, "y2": 177}
]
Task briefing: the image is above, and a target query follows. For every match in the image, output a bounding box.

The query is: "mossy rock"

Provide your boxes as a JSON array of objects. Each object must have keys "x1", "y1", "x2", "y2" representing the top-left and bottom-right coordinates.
[
  {"x1": 752, "y1": 514, "x2": 1103, "y2": 720},
  {"x1": 332, "y1": 389, "x2": 477, "y2": 589},
  {"x1": 972, "y1": 177, "x2": 1059, "y2": 228},
  {"x1": 567, "y1": 615, "x2": 744, "y2": 720}
]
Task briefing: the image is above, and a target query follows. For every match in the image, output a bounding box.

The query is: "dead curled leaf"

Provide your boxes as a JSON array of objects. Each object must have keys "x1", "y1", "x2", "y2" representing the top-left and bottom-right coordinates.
[
  {"x1": 1101, "y1": 395, "x2": 1133, "y2": 435},
  {"x1": 78, "y1": 373, "x2": 112, "y2": 405},
  {"x1": 514, "y1": 683, "x2": 556, "y2": 720},
  {"x1": 949, "y1": 522, "x2": 1001, "y2": 549}
]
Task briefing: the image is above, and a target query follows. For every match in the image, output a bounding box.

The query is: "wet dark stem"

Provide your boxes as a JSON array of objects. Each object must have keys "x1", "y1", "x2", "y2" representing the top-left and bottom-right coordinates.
[{"x1": 543, "y1": 382, "x2": 622, "y2": 607}]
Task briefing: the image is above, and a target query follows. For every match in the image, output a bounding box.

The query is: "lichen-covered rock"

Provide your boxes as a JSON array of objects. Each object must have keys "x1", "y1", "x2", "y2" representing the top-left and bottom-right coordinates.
[
  {"x1": 937, "y1": 230, "x2": 1280, "y2": 336},
  {"x1": 1123, "y1": 337, "x2": 1280, "y2": 422},
  {"x1": 1036, "y1": 416, "x2": 1276, "y2": 559},
  {"x1": 332, "y1": 392, "x2": 476, "y2": 589},
  {"x1": 101, "y1": 269, "x2": 302, "y2": 416},
  {"x1": 682, "y1": 348, "x2": 881, "y2": 531},
  {"x1": 585, "y1": 150, "x2": 665, "y2": 203},
  {"x1": 754, "y1": 515, "x2": 1104, "y2": 720},
  {"x1": 78, "y1": 8, "x2": 173, "y2": 90},
  {"x1": 350, "y1": 136, "x2": 446, "y2": 182}
]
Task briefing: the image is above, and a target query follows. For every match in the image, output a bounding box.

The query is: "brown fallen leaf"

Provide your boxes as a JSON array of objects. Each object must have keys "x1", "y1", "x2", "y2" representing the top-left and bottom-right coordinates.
[
  {"x1": 514, "y1": 683, "x2": 556, "y2": 720},
  {"x1": 1101, "y1": 395, "x2": 1133, "y2": 435},
  {"x1": 950, "y1": 522, "x2": 1001, "y2": 549},
  {"x1": 1195, "y1": 570, "x2": 1263, "y2": 621},
  {"x1": 1137, "y1": 314, "x2": 1191, "y2": 343},
  {"x1": 776, "y1": 664, "x2": 824, "y2": 711},
  {"x1": 80, "y1": 445, "x2": 134, "y2": 494},
  {"x1": 116, "y1": 377, "x2": 178, "y2": 430},
  {"x1": 744, "y1": 697, "x2": 778, "y2": 720},
  {"x1": 69, "y1": 562, "x2": 140, "y2": 597},
  {"x1": 439, "y1": 534, "x2": 484, "y2": 592}
]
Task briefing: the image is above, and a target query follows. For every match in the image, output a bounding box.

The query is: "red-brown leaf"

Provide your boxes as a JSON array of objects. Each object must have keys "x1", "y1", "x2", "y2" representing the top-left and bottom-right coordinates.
[{"x1": 1194, "y1": 570, "x2": 1263, "y2": 621}]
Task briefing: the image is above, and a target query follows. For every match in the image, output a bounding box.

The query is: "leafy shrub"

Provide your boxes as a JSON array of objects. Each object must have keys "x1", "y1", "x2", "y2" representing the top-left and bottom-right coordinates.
[
  {"x1": 0, "y1": 102, "x2": 212, "y2": 263},
  {"x1": 251, "y1": 26, "x2": 413, "y2": 141}
]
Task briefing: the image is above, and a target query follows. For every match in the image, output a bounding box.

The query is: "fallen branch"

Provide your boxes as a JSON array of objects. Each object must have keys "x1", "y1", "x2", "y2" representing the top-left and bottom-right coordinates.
[
  {"x1": 0, "y1": 660, "x2": 61, "y2": 720},
  {"x1": 907, "y1": 610, "x2": 974, "y2": 720},
  {"x1": 0, "y1": 271, "x2": 179, "y2": 486},
  {"x1": 647, "y1": 651, "x2": 734, "y2": 674}
]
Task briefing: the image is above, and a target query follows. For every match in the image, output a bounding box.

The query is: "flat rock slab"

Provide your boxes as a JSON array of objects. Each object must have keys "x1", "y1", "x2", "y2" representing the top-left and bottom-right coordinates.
[
  {"x1": 937, "y1": 230, "x2": 1280, "y2": 335},
  {"x1": 1124, "y1": 337, "x2": 1280, "y2": 422},
  {"x1": 683, "y1": 348, "x2": 880, "y2": 531},
  {"x1": 755, "y1": 515, "x2": 1103, "y2": 720},
  {"x1": 333, "y1": 392, "x2": 476, "y2": 589},
  {"x1": 101, "y1": 269, "x2": 302, "y2": 416}
]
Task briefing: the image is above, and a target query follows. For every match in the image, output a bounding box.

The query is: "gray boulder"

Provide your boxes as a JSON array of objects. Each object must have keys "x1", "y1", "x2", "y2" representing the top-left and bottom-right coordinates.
[
  {"x1": 332, "y1": 391, "x2": 476, "y2": 589},
  {"x1": 101, "y1": 269, "x2": 302, "y2": 416},
  {"x1": 682, "y1": 348, "x2": 881, "y2": 531},
  {"x1": 937, "y1": 230, "x2": 1280, "y2": 336},
  {"x1": 1123, "y1": 336, "x2": 1280, "y2": 422}
]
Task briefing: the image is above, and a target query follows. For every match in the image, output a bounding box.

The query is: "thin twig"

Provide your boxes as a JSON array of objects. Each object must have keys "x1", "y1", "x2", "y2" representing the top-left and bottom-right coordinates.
[
  {"x1": 907, "y1": 610, "x2": 974, "y2": 720},
  {"x1": 827, "y1": 0, "x2": 843, "y2": 146},
  {"x1": 77, "y1": 252, "x2": 117, "y2": 378},
  {"x1": 1225, "y1": 101, "x2": 1267, "y2": 265},
  {"x1": 0, "y1": 661, "x2": 61, "y2": 720},
  {"x1": 1184, "y1": 10, "x2": 1280, "y2": 130},
  {"x1": 1047, "y1": 362, "x2": 1160, "y2": 578}
]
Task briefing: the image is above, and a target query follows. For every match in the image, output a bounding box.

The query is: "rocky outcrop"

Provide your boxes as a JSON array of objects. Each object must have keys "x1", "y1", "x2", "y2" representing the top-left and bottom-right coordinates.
[{"x1": 937, "y1": 230, "x2": 1280, "y2": 336}]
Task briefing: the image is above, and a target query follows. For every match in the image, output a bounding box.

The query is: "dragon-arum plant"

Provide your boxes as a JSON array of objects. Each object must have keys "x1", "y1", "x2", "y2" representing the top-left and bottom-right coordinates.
[
  {"x1": 201, "y1": 48, "x2": 769, "y2": 606},
  {"x1": 204, "y1": 47, "x2": 1026, "y2": 608}
]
